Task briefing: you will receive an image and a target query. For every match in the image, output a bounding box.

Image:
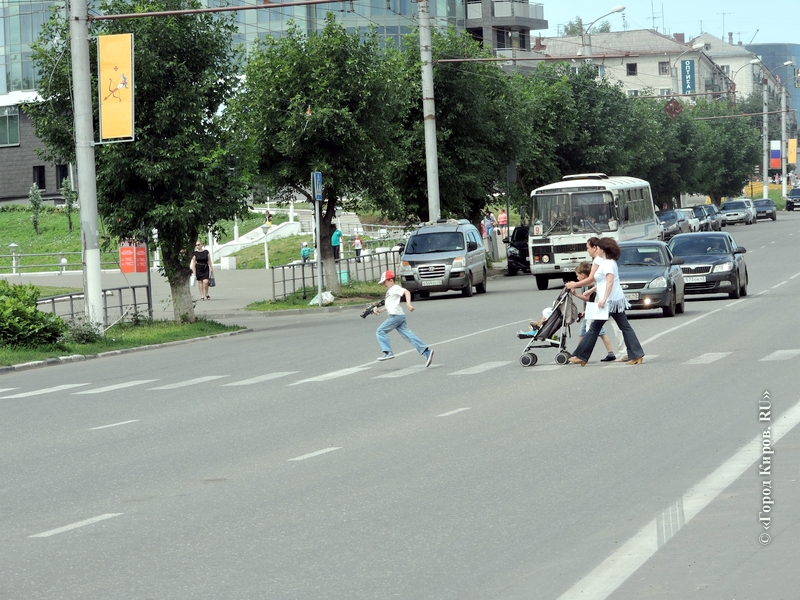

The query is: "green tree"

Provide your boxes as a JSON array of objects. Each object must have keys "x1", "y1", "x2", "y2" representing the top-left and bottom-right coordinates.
[
  {"x1": 61, "y1": 176, "x2": 77, "y2": 232},
  {"x1": 562, "y1": 17, "x2": 612, "y2": 36},
  {"x1": 27, "y1": 0, "x2": 248, "y2": 321},
  {"x1": 28, "y1": 183, "x2": 43, "y2": 235},
  {"x1": 230, "y1": 15, "x2": 407, "y2": 293}
]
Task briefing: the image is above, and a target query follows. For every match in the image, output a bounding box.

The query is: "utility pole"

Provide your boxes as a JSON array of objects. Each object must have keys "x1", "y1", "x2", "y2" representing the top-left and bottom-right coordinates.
[
  {"x1": 69, "y1": 0, "x2": 104, "y2": 329},
  {"x1": 762, "y1": 72, "x2": 769, "y2": 199},
  {"x1": 417, "y1": 0, "x2": 440, "y2": 222}
]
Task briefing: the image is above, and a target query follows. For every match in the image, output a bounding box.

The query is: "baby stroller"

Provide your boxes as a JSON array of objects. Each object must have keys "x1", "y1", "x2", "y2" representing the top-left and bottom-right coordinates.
[{"x1": 518, "y1": 287, "x2": 580, "y2": 367}]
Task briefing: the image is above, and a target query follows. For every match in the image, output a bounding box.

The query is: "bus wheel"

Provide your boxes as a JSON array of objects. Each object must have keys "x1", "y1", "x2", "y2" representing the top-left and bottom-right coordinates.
[{"x1": 536, "y1": 275, "x2": 549, "y2": 290}]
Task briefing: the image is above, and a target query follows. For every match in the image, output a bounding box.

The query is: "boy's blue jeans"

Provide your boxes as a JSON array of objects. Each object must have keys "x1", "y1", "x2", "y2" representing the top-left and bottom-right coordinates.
[{"x1": 377, "y1": 315, "x2": 427, "y2": 355}]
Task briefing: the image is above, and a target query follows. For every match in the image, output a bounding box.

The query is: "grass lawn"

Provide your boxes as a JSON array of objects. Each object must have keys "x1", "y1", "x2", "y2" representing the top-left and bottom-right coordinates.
[
  {"x1": 232, "y1": 233, "x2": 314, "y2": 268},
  {"x1": 37, "y1": 286, "x2": 83, "y2": 298},
  {"x1": 247, "y1": 280, "x2": 384, "y2": 311},
  {"x1": 0, "y1": 319, "x2": 242, "y2": 367}
]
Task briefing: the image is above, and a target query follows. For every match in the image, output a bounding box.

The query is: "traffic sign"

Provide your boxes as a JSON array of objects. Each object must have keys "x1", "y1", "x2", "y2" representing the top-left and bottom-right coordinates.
[{"x1": 312, "y1": 171, "x2": 323, "y2": 201}]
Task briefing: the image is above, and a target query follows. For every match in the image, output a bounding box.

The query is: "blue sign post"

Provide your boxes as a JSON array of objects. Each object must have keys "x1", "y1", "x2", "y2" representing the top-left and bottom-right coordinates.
[
  {"x1": 312, "y1": 171, "x2": 323, "y2": 202},
  {"x1": 311, "y1": 171, "x2": 323, "y2": 305}
]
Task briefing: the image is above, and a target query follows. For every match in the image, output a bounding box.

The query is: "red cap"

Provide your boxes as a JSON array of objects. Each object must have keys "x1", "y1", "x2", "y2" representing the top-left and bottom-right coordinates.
[{"x1": 379, "y1": 270, "x2": 395, "y2": 284}]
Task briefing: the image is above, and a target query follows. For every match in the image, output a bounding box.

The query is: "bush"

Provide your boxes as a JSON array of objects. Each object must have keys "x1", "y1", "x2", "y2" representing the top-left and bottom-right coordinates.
[
  {"x1": 60, "y1": 319, "x2": 103, "y2": 344},
  {"x1": 0, "y1": 280, "x2": 68, "y2": 347}
]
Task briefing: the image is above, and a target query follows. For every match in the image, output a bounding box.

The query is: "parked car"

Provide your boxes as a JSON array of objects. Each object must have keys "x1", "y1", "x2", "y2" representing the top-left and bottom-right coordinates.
[
  {"x1": 676, "y1": 208, "x2": 701, "y2": 232},
  {"x1": 667, "y1": 232, "x2": 748, "y2": 299},
  {"x1": 784, "y1": 187, "x2": 800, "y2": 211},
  {"x1": 741, "y1": 199, "x2": 758, "y2": 224},
  {"x1": 618, "y1": 240, "x2": 685, "y2": 317},
  {"x1": 753, "y1": 199, "x2": 777, "y2": 221},
  {"x1": 719, "y1": 199, "x2": 755, "y2": 225},
  {"x1": 399, "y1": 218, "x2": 487, "y2": 299},
  {"x1": 503, "y1": 225, "x2": 530, "y2": 276},
  {"x1": 655, "y1": 210, "x2": 690, "y2": 240},
  {"x1": 703, "y1": 204, "x2": 724, "y2": 230},
  {"x1": 690, "y1": 205, "x2": 710, "y2": 231}
]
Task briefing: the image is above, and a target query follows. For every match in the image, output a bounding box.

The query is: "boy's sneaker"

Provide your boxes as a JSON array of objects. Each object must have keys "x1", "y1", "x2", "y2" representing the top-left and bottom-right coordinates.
[
  {"x1": 377, "y1": 352, "x2": 394, "y2": 361},
  {"x1": 423, "y1": 348, "x2": 434, "y2": 367},
  {"x1": 600, "y1": 353, "x2": 616, "y2": 362}
]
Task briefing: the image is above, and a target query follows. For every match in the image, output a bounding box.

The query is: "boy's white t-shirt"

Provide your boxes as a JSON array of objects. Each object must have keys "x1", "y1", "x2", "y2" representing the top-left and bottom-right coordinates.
[{"x1": 384, "y1": 284, "x2": 406, "y2": 315}]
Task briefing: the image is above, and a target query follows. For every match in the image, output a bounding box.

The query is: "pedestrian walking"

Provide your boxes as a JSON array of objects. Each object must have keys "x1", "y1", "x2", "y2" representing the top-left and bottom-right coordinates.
[
  {"x1": 371, "y1": 270, "x2": 433, "y2": 366},
  {"x1": 353, "y1": 235, "x2": 363, "y2": 263},
  {"x1": 331, "y1": 224, "x2": 342, "y2": 260},
  {"x1": 191, "y1": 240, "x2": 214, "y2": 300}
]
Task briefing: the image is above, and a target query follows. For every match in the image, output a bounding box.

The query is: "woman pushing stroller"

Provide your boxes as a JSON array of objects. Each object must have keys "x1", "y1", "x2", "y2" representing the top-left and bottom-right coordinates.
[{"x1": 564, "y1": 237, "x2": 644, "y2": 366}]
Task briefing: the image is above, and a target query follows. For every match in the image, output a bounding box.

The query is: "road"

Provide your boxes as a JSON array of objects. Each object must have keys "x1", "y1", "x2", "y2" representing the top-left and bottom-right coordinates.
[{"x1": 2, "y1": 215, "x2": 799, "y2": 599}]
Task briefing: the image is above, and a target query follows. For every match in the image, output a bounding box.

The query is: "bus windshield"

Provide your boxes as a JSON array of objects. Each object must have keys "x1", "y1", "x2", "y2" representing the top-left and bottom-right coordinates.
[{"x1": 533, "y1": 191, "x2": 616, "y2": 236}]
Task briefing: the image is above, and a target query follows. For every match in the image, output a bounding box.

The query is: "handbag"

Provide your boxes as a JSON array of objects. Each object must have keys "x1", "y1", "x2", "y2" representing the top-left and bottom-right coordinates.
[{"x1": 208, "y1": 275, "x2": 216, "y2": 287}]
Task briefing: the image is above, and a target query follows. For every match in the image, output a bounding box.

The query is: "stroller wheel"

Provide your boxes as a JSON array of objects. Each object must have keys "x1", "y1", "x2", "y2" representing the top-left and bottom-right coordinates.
[
  {"x1": 555, "y1": 351, "x2": 572, "y2": 365},
  {"x1": 519, "y1": 353, "x2": 538, "y2": 367}
]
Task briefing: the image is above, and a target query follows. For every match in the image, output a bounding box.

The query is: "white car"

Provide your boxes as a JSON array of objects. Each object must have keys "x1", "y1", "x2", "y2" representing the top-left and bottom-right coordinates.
[{"x1": 676, "y1": 208, "x2": 700, "y2": 232}]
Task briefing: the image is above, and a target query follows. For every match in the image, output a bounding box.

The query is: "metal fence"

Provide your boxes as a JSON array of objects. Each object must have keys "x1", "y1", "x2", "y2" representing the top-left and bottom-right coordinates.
[
  {"x1": 37, "y1": 285, "x2": 153, "y2": 327},
  {"x1": 0, "y1": 251, "x2": 125, "y2": 274},
  {"x1": 271, "y1": 249, "x2": 401, "y2": 300}
]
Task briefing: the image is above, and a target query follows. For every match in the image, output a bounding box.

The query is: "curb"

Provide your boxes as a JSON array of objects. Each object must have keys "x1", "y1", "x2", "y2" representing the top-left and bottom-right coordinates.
[{"x1": 1, "y1": 328, "x2": 253, "y2": 375}]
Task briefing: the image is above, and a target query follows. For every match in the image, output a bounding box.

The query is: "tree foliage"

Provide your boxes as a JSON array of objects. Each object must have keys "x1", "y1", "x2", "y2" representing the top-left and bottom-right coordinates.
[
  {"x1": 562, "y1": 18, "x2": 612, "y2": 36},
  {"x1": 28, "y1": 183, "x2": 43, "y2": 235}
]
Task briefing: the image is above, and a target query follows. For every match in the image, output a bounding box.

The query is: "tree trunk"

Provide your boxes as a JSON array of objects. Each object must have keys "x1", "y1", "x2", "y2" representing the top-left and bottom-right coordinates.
[
  {"x1": 169, "y1": 271, "x2": 195, "y2": 322},
  {"x1": 320, "y1": 200, "x2": 341, "y2": 295}
]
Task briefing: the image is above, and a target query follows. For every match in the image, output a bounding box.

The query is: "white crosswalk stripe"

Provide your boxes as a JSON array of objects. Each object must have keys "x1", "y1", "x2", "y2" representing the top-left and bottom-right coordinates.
[
  {"x1": 0, "y1": 388, "x2": 18, "y2": 393},
  {"x1": 149, "y1": 376, "x2": 228, "y2": 390},
  {"x1": 373, "y1": 365, "x2": 441, "y2": 379},
  {"x1": 760, "y1": 350, "x2": 800, "y2": 361},
  {"x1": 222, "y1": 372, "x2": 298, "y2": 386},
  {"x1": 73, "y1": 380, "x2": 160, "y2": 394},
  {"x1": 0, "y1": 384, "x2": 90, "y2": 399},
  {"x1": 682, "y1": 353, "x2": 731, "y2": 365},
  {"x1": 290, "y1": 366, "x2": 371, "y2": 385},
  {"x1": 450, "y1": 361, "x2": 513, "y2": 375}
]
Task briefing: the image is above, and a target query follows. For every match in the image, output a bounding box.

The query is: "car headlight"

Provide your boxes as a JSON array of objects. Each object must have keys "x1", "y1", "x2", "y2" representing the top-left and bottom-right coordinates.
[
  {"x1": 647, "y1": 276, "x2": 667, "y2": 289},
  {"x1": 399, "y1": 261, "x2": 413, "y2": 274},
  {"x1": 508, "y1": 247, "x2": 519, "y2": 257},
  {"x1": 713, "y1": 261, "x2": 734, "y2": 273},
  {"x1": 452, "y1": 256, "x2": 466, "y2": 269}
]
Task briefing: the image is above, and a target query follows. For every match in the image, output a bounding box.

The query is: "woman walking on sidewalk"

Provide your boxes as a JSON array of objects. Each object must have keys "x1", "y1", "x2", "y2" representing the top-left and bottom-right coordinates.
[{"x1": 191, "y1": 240, "x2": 214, "y2": 300}]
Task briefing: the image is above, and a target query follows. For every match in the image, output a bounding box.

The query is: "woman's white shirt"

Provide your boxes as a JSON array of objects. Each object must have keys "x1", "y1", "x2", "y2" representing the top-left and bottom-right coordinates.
[{"x1": 593, "y1": 256, "x2": 629, "y2": 312}]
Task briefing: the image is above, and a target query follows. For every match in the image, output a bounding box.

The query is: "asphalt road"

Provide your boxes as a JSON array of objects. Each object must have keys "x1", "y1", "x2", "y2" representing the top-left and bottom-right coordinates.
[{"x1": 2, "y1": 215, "x2": 800, "y2": 599}]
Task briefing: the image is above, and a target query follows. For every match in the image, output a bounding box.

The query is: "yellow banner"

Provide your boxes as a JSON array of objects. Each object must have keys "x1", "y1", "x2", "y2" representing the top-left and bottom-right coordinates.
[
  {"x1": 790, "y1": 138, "x2": 797, "y2": 165},
  {"x1": 98, "y1": 33, "x2": 134, "y2": 140}
]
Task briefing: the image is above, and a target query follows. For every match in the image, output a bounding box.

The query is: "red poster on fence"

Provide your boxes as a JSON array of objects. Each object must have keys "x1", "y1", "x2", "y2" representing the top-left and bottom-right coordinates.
[{"x1": 119, "y1": 241, "x2": 148, "y2": 273}]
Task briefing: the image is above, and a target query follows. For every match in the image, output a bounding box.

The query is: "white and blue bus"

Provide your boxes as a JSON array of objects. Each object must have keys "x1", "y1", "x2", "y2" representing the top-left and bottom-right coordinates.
[{"x1": 527, "y1": 173, "x2": 660, "y2": 290}]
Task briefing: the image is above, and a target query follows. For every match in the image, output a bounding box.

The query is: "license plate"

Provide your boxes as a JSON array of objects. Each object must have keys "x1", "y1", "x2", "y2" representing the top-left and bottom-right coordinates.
[
  {"x1": 561, "y1": 267, "x2": 574, "y2": 273},
  {"x1": 685, "y1": 276, "x2": 706, "y2": 283},
  {"x1": 624, "y1": 292, "x2": 639, "y2": 300},
  {"x1": 421, "y1": 280, "x2": 442, "y2": 287}
]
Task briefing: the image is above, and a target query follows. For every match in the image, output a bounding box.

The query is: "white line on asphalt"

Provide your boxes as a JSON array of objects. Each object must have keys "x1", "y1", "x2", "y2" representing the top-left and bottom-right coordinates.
[
  {"x1": 73, "y1": 380, "x2": 159, "y2": 394},
  {"x1": 0, "y1": 384, "x2": 90, "y2": 399},
  {"x1": 90, "y1": 420, "x2": 140, "y2": 430},
  {"x1": 29, "y1": 513, "x2": 124, "y2": 538},
  {"x1": 449, "y1": 361, "x2": 513, "y2": 375},
  {"x1": 0, "y1": 388, "x2": 18, "y2": 393},
  {"x1": 290, "y1": 367, "x2": 371, "y2": 385},
  {"x1": 682, "y1": 352, "x2": 731, "y2": 364},
  {"x1": 437, "y1": 408, "x2": 471, "y2": 417},
  {"x1": 149, "y1": 376, "x2": 228, "y2": 390},
  {"x1": 791, "y1": 273, "x2": 800, "y2": 279},
  {"x1": 222, "y1": 372, "x2": 299, "y2": 386},
  {"x1": 535, "y1": 365, "x2": 563, "y2": 371},
  {"x1": 759, "y1": 349, "x2": 800, "y2": 361},
  {"x1": 755, "y1": 290, "x2": 769, "y2": 296},
  {"x1": 373, "y1": 365, "x2": 442, "y2": 379},
  {"x1": 639, "y1": 308, "x2": 726, "y2": 346},
  {"x1": 288, "y1": 447, "x2": 342, "y2": 461},
  {"x1": 772, "y1": 281, "x2": 787, "y2": 288},
  {"x1": 556, "y1": 397, "x2": 800, "y2": 600},
  {"x1": 603, "y1": 355, "x2": 659, "y2": 367}
]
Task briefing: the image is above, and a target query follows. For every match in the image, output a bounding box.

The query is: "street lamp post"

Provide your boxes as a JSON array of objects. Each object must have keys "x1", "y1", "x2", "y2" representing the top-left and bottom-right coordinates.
[
  {"x1": 755, "y1": 60, "x2": 793, "y2": 199},
  {"x1": 729, "y1": 58, "x2": 760, "y2": 105},
  {"x1": 778, "y1": 61, "x2": 795, "y2": 199},
  {"x1": 578, "y1": 5, "x2": 625, "y2": 60}
]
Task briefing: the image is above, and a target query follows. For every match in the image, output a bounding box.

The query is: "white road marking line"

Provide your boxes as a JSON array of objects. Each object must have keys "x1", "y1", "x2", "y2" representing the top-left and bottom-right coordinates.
[
  {"x1": 0, "y1": 388, "x2": 18, "y2": 393},
  {"x1": 73, "y1": 380, "x2": 159, "y2": 394},
  {"x1": 535, "y1": 365, "x2": 563, "y2": 371},
  {"x1": 791, "y1": 273, "x2": 800, "y2": 279},
  {"x1": 760, "y1": 349, "x2": 800, "y2": 361},
  {"x1": 437, "y1": 407, "x2": 471, "y2": 417},
  {"x1": 556, "y1": 397, "x2": 800, "y2": 600},
  {"x1": 90, "y1": 420, "x2": 140, "y2": 430},
  {"x1": 772, "y1": 281, "x2": 787, "y2": 288},
  {"x1": 450, "y1": 361, "x2": 513, "y2": 375},
  {"x1": 682, "y1": 352, "x2": 731, "y2": 365},
  {"x1": 288, "y1": 447, "x2": 342, "y2": 461},
  {"x1": 603, "y1": 355, "x2": 659, "y2": 367},
  {"x1": 755, "y1": 290, "x2": 769, "y2": 296},
  {"x1": 640, "y1": 307, "x2": 726, "y2": 346},
  {"x1": 373, "y1": 364, "x2": 442, "y2": 379},
  {"x1": 29, "y1": 513, "x2": 124, "y2": 538},
  {"x1": 1, "y1": 384, "x2": 90, "y2": 399},
  {"x1": 290, "y1": 367, "x2": 371, "y2": 385},
  {"x1": 149, "y1": 376, "x2": 228, "y2": 390},
  {"x1": 222, "y1": 372, "x2": 299, "y2": 386}
]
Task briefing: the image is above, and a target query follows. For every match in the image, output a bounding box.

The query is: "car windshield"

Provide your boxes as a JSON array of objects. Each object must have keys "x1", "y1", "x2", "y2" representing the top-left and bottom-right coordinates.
[
  {"x1": 669, "y1": 236, "x2": 730, "y2": 256},
  {"x1": 721, "y1": 201, "x2": 745, "y2": 210},
  {"x1": 619, "y1": 246, "x2": 665, "y2": 266},
  {"x1": 656, "y1": 210, "x2": 677, "y2": 223},
  {"x1": 511, "y1": 227, "x2": 528, "y2": 242},
  {"x1": 692, "y1": 206, "x2": 706, "y2": 216},
  {"x1": 754, "y1": 200, "x2": 772, "y2": 207},
  {"x1": 404, "y1": 232, "x2": 465, "y2": 254}
]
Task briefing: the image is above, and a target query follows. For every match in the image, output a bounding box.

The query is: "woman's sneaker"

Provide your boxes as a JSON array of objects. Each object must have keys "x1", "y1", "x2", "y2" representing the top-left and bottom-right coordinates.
[{"x1": 377, "y1": 352, "x2": 394, "y2": 361}]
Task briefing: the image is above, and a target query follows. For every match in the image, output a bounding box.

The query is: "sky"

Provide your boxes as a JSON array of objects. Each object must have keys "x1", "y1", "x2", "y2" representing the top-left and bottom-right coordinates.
[{"x1": 540, "y1": 0, "x2": 799, "y2": 46}]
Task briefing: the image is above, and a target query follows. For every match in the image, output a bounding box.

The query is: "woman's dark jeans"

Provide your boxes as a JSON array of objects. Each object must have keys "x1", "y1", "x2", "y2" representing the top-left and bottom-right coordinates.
[{"x1": 572, "y1": 311, "x2": 644, "y2": 361}]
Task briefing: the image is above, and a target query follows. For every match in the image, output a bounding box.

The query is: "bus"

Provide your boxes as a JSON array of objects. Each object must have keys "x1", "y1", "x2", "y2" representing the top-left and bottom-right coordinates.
[{"x1": 527, "y1": 173, "x2": 660, "y2": 290}]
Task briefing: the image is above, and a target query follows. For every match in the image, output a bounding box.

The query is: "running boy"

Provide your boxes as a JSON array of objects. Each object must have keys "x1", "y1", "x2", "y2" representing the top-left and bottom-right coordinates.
[{"x1": 372, "y1": 270, "x2": 433, "y2": 366}]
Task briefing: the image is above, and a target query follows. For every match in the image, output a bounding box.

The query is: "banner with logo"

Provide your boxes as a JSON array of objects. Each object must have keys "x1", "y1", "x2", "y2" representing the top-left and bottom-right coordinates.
[
  {"x1": 680, "y1": 60, "x2": 695, "y2": 95},
  {"x1": 770, "y1": 141, "x2": 781, "y2": 170},
  {"x1": 98, "y1": 33, "x2": 134, "y2": 141},
  {"x1": 789, "y1": 138, "x2": 797, "y2": 165}
]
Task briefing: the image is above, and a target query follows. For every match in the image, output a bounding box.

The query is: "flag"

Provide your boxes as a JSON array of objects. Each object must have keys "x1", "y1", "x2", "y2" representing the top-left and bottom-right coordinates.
[{"x1": 98, "y1": 33, "x2": 134, "y2": 140}]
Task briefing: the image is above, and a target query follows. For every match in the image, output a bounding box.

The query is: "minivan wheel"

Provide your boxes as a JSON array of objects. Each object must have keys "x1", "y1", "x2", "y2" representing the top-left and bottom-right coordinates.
[
  {"x1": 476, "y1": 269, "x2": 487, "y2": 294},
  {"x1": 462, "y1": 273, "x2": 474, "y2": 297}
]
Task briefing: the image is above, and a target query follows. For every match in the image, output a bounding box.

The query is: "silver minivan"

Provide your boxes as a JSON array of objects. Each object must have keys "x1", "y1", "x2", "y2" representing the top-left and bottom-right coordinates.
[{"x1": 398, "y1": 219, "x2": 488, "y2": 298}]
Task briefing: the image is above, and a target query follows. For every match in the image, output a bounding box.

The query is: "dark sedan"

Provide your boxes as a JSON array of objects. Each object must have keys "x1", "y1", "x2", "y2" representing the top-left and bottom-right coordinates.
[
  {"x1": 667, "y1": 232, "x2": 748, "y2": 299},
  {"x1": 503, "y1": 225, "x2": 530, "y2": 276},
  {"x1": 655, "y1": 210, "x2": 690, "y2": 241},
  {"x1": 618, "y1": 241, "x2": 685, "y2": 317},
  {"x1": 753, "y1": 199, "x2": 777, "y2": 221}
]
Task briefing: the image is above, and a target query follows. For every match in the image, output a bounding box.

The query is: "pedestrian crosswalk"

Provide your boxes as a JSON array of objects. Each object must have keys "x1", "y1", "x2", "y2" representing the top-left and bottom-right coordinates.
[{"x1": 0, "y1": 349, "x2": 798, "y2": 399}]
